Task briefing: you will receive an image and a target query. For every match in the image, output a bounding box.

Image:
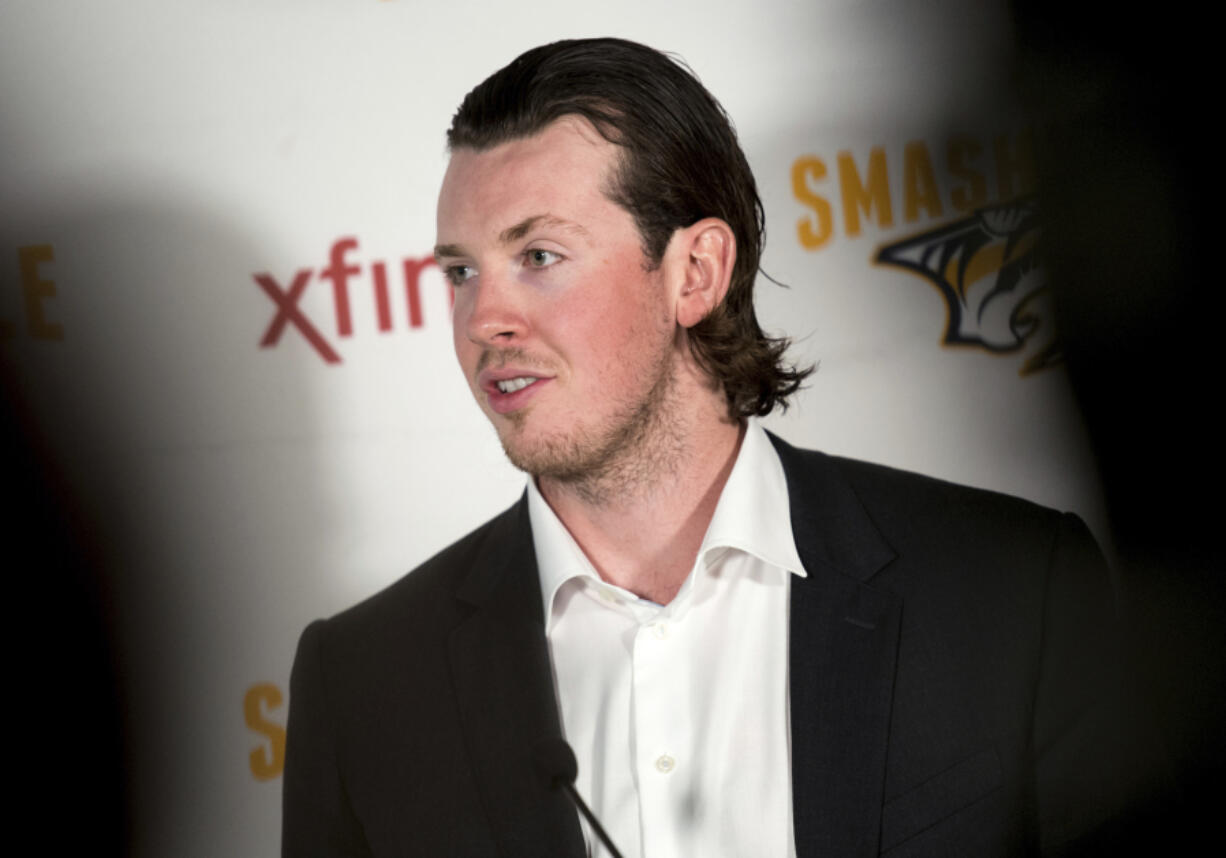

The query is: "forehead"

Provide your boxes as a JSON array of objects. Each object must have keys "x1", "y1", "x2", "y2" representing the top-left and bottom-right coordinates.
[{"x1": 436, "y1": 117, "x2": 624, "y2": 238}]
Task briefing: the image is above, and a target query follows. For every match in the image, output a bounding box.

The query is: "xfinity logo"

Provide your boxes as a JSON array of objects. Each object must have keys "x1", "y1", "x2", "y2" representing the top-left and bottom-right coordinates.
[{"x1": 254, "y1": 237, "x2": 445, "y2": 364}]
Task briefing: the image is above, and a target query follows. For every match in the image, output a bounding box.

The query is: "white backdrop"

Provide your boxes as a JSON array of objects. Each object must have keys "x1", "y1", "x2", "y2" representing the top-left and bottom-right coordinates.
[{"x1": 0, "y1": 2, "x2": 1104, "y2": 855}]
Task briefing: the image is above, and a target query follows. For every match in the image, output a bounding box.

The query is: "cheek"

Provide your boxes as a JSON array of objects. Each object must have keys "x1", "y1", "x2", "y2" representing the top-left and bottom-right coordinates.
[
  {"x1": 603, "y1": 276, "x2": 672, "y2": 351},
  {"x1": 451, "y1": 305, "x2": 476, "y2": 369}
]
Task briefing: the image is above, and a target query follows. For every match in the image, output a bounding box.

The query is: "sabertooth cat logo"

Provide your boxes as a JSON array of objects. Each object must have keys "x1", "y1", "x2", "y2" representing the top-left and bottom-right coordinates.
[{"x1": 875, "y1": 197, "x2": 1057, "y2": 375}]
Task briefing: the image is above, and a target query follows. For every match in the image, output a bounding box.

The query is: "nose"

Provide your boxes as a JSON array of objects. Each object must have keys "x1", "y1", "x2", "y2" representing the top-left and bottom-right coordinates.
[{"x1": 460, "y1": 272, "x2": 528, "y2": 346}]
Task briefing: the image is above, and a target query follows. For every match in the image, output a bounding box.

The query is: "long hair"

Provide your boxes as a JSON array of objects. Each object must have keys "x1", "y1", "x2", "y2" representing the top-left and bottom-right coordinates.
[{"x1": 447, "y1": 37, "x2": 812, "y2": 418}]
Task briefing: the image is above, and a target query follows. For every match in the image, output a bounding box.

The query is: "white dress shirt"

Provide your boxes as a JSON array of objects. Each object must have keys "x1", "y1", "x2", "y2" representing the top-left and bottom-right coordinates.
[{"x1": 528, "y1": 418, "x2": 807, "y2": 858}]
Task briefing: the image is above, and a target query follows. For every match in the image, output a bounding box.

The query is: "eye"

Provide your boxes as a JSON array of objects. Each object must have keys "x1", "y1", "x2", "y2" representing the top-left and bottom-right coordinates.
[
  {"x1": 524, "y1": 248, "x2": 562, "y2": 269},
  {"x1": 443, "y1": 263, "x2": 475, "y2": 287}
]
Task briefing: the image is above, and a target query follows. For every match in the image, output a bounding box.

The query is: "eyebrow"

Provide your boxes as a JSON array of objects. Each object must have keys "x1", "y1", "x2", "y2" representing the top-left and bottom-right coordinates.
[
  {"x1": 433, "y1": 243, "x2": 465, "y2": 262},
  {"x1": 434, "y1": 214, "x2": 589, "y2": 262},
  {"x1": 499, "y1": 214, "x2": 589, "y2": 244}
]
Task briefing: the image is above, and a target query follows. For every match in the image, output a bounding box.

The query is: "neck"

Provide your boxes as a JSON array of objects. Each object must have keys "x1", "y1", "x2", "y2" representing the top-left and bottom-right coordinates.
[{"x1": 537, "y1": 363, "x2": 743, "y2": 605}]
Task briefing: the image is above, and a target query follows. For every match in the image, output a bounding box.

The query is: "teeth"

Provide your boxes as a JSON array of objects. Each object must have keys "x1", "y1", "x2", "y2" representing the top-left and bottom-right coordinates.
[{"x1": 496, "y1": 377, "x2": 536, "y2": 394}]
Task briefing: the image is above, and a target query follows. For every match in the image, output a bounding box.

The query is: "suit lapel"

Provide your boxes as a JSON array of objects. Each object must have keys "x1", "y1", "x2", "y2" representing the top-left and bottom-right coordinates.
[
  {"x1": 771, "y1": 434, "x2": 903, "y2": 858},
  {"x1": 448, "y1": 497, "x2": 586, "y2": 858}
]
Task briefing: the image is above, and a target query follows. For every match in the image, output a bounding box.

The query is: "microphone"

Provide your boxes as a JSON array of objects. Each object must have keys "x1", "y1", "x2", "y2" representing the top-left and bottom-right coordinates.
[{"x1": 532, "y1": 738, "x2": 626, "y2": 858}]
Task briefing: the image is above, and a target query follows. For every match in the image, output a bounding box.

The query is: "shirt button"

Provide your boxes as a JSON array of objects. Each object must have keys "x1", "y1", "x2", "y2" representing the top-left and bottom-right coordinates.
[
  {"x1": 652, "y1": 623, "x2": 668, "y2": 639},
  {"x1": 655, "y1": 754, "x2": 676, "y2": 773},
  {"x1": 599, "y1": 588, "x2": 620, "y2": 605}
]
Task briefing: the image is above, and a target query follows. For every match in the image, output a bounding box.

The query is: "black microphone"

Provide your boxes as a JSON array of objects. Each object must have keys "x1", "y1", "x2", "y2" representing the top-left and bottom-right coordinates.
[{"x1": 532, "y1": 737, "x2": 626, "y2": 858}]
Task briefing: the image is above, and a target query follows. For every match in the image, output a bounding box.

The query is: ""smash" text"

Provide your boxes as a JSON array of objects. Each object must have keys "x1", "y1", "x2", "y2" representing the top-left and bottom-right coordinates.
[{"x1": 791, "y1": 131, "x2": 1035, "y2": 250}]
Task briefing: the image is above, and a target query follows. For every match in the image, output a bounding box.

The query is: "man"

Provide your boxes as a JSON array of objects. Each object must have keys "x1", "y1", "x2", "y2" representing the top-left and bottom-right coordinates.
[{"x1": 284, "y1": 38, "x2": 1152, "y2": 857}]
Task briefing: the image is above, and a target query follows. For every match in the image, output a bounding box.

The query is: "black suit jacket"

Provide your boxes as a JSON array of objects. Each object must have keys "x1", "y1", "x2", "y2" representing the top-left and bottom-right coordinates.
[{"x1": 283, "y1": 435, "x2": 1149, "y2": 856}]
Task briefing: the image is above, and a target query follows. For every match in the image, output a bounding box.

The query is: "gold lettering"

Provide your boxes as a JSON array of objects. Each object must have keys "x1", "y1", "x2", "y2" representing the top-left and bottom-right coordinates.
[
  {"x1": 994, "y1": 131, "x2": 1035, "y2": 200},
  {"x1": 837, "y1": 148, "x2": 893, "y2": 237},
  {"x1": 948, "y1": 137, "x2": 988, "y2": 212},
  {"x1": 791, "y1": 156, "x2": 835, "y2": 250},
  {"x1": 18, "y1": 245, "x2": 63, "y2": 340},
  {"x1": 244, "y1": 683, "x2": 286, "y2": 781},
  {"x1": 902, "y1": 140, "x2": 943, "y2": 222}
]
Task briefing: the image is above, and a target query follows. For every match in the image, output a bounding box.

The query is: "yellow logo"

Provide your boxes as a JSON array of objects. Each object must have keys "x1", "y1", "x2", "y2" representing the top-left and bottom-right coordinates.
[
  {"x1": 791, "y1": 131, "x2": 1052, "y2": 372},
  {"x1": 875, "y1": 198, "x2": 1055, "y2": 374}
]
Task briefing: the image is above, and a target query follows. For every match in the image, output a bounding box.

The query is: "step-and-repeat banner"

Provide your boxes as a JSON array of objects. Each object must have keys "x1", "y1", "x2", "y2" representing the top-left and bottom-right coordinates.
[{"x1": 1, "y1": 2, "x2": 1104, "y2": 855}]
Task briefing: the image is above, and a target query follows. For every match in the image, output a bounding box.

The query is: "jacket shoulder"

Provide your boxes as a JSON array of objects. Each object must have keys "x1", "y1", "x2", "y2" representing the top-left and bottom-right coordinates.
[
  {"x1": 316, "y1": 497, "x2": 529, "y2": 649},
  {"x1": 772, "y1": 433, "x2": 1068, "y2": 545}
]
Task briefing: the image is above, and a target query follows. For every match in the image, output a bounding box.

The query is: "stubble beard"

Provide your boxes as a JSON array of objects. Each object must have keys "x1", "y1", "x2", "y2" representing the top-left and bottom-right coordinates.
[{"x1": 495, "y1": 343, "x2": 684, "y2": 506}]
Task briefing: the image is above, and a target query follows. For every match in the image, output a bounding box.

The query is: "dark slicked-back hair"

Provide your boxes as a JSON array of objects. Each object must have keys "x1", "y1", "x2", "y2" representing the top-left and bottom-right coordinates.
[{"x1": 447, "y1": 37, "x2": 811, "y2": 418}]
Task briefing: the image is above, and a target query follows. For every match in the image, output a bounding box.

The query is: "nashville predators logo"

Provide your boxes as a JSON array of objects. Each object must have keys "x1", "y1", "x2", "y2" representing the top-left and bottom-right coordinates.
[{"x1": 875, "y1": 197, "x2": 1057, "y2": 374}]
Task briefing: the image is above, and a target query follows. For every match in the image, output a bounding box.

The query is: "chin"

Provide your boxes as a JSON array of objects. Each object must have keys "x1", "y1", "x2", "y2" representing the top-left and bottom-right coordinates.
[
  {"x1": 497, "y1": 425, "x2": 595, "y2": 480},
  {"x1": 496, "y1": 404, "x2": 679, "y2": 492}
]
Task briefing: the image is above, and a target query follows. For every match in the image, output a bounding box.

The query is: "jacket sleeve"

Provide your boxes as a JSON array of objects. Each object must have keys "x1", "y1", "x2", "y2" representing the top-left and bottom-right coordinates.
[
  {"x1": 1031, "y1": 513, "x2": 1168, "y2": 855},
  {"x1": 282, "y1": 620, "x2": 372, "y2": 858}
]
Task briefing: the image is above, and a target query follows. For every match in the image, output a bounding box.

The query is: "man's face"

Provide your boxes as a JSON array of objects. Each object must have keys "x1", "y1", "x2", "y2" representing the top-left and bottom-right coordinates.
[{"x1": 435, "y1": 118, "x2": 681, "y2": 480}]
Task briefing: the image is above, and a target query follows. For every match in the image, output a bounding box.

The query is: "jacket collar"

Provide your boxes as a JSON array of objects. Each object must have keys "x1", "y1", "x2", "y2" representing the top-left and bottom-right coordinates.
[
  {"x1": 449, "y1": 498, "x2": 587, "y2": 857},
  {"x1": 771, "y1": 432, "x2": 902, "y2": 858}
]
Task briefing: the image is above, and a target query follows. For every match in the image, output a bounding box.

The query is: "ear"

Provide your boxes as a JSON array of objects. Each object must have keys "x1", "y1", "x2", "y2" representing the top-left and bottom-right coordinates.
[{"x1": 669, "y1": 218, "x2": 736, "y2": 329}]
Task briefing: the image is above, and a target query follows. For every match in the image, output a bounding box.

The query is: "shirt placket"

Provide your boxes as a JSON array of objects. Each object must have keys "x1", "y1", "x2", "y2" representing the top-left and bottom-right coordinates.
[{"x1": 631, "y1": 598, "x2": 690, "y2": 858}]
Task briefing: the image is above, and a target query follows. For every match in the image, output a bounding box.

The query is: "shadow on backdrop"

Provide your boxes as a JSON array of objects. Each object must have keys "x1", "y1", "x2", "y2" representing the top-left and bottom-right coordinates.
[{"x1": 1013, "y1": 0, "x2": 1224, "y2": 849}]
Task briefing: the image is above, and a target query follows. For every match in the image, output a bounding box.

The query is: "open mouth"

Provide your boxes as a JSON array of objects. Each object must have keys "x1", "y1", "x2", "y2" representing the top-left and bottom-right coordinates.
[
  {"x1": 482, "y1": 373, "x2": 552, "y2": 414},
  {"x1": 495, "y1": 376, "x2": 537, "y2": 394}
]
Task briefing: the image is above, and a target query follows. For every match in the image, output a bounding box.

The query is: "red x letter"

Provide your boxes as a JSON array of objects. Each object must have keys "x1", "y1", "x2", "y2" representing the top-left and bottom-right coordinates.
[{"x1": 254, "y1": 269, "x2": 342, "y2": 364}]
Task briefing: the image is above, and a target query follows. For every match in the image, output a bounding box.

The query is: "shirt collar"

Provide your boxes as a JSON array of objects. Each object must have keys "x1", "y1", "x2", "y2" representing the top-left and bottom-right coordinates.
[
  {"x1": 527, "y1": 473, "x2": 602, "y2": 629},
  {"x1": 699, "y1": 418, "x2": 807, "y2": 577},
  {"x1": 528, "y1": 417, "x2": 807, "y2": 627}
]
